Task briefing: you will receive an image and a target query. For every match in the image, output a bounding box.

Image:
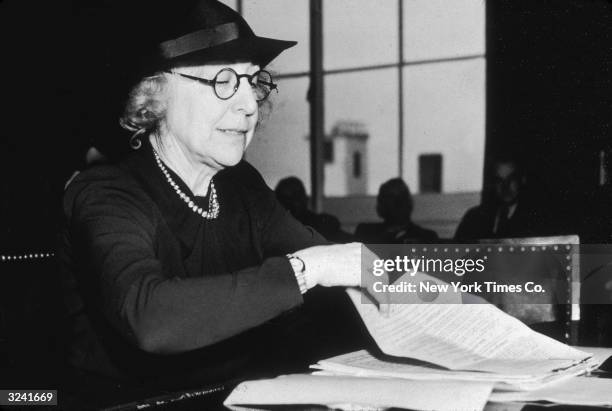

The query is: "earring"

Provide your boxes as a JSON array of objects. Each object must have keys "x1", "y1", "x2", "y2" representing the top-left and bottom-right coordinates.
[{"x1": 129, "y1": 128, "x2": 146, "y2": 150}]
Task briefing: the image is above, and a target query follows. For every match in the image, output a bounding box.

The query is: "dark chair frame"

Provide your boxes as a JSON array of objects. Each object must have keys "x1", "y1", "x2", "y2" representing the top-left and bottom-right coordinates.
[{"x1": 478, "y1": 235, "x2": 580, "y2": 344}]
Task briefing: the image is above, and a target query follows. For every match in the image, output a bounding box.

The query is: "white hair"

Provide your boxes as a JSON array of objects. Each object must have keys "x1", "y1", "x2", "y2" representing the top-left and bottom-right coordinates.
[{"x1": 119, "y1": 73, "x2": 168, "y2": 134}]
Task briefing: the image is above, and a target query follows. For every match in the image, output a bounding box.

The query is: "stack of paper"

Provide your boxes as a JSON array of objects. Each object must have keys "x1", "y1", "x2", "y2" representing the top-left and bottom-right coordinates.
[
  {"x1": 345, "y1": 288, "x2": 591, "y2": 372},
  {"x1": 224, "y1": 374, "x2": 494, "y2": 411},
  {"x1": 489, "y1": 376, "x2": 612, "y2": 406},
  {"x1": 312, "y1": 349, "x2": 597, "y2": 391},
  {"x1": 335, "y1": 288, "x2": 600, "y2": 391},
  {"x1": 224, "y1": 285, "x2": 611, "y2": 410}
]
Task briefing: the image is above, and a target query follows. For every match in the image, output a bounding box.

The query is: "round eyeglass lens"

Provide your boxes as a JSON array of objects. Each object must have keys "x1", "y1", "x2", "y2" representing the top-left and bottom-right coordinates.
[
  {"x1": 253, "y1": 71, "x2": 273, "y2": 101},
  {"x1": 214, "y1": 68, "x2": 238, "y2": 99}
]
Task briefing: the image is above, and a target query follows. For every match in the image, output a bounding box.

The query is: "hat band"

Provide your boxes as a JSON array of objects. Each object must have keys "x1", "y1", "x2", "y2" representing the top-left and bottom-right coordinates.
[{"x1": 159, "y1": 22, "x2": 241, "y2": 59}]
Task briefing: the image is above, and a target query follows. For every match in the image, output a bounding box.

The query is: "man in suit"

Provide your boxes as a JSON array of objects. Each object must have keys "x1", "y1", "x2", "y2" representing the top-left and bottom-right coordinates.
[
  {"x1": 455, "y1": 158, "x2": 543, "y2": 241},
  {"x1": 355, "y1": 178, "x2": 438, "y2": 244}
]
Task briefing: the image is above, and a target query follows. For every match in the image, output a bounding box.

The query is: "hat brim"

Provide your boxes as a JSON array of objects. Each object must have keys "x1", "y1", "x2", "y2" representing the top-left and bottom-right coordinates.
[{"x1": 165, "y1": 35, "x2": 297, "y2": 69}]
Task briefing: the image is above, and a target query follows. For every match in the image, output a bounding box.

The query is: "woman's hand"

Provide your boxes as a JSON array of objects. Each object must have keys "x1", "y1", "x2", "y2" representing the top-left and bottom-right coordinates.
[{"x1": 292, "y1": 242, "x2": 390, "y2": 312}]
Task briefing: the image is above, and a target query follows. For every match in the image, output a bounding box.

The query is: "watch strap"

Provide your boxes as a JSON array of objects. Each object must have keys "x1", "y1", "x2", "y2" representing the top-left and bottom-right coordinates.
[{"x1": 287, "y1": 254, "x2": 308, "y2": 294}]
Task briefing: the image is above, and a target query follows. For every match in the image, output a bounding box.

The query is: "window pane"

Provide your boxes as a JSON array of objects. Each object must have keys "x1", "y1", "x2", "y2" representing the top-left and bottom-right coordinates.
[
  {"x1": 246, "y1": 77, "x2": 311, "y2": 190},
  {"x1": 402, "y1": 59, "x2": 485, "y2": 193},
  {"x1": 243, "y1": 0, "x2": 309, "y2": 74},
  {"x1": 403, "y1": 0, "x2": 485, "y2": 61},
  {"x1": 325, "y1": 68, "x2": 399, "y2": 196},
  {"x1": 324, "y1": 0, "x2": 398, "y2": 70}
]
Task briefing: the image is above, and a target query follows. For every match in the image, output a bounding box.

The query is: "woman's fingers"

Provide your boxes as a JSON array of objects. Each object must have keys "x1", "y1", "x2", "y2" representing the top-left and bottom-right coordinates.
[
  {"x1": 293, "y1": 242, "x2": 362, "y2": 288},
  {"x1": 293, "y1": 242, "x2": 394, "y2": 317},
  {"x1": 379, "y1": 303, "x2": 391, "y2": 317},
  {"x1": 294, "y1": 243, "x2": 391, "y2": 316},
  {"x1": 375, "y1": 274, "x2": 392, "y2": 317},
  {"x1": 360, "y1": 246, "x2": 392, "y2": 316},
  {"x1": 360, "y1": 282, "x2": 391, "y2": 318}
]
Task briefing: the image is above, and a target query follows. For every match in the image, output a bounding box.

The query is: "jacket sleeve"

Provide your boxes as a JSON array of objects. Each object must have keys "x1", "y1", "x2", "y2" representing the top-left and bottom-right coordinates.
[{"x1": 66, "y1": 169, "x2": 309, "y2": 355}]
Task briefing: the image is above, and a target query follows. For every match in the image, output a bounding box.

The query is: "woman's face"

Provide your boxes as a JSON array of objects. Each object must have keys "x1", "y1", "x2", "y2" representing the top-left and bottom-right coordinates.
[{"x1": 162, "y1": 62, "x2": 260, "y2": 171}]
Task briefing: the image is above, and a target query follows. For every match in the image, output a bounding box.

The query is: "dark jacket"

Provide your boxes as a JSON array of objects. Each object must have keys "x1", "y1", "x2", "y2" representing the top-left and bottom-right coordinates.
[
  {"x1": 60, "y1": 143, "x2": 334, "y2": 388},
  {"x1": 454, "y1": 200, "x2": 543, "y2": 242}
]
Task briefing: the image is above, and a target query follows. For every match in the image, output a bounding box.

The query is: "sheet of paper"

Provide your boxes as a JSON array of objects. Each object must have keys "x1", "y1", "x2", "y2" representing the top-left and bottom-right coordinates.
[
  {"x1": 313, "y1": 349, "x2": 598, "y2": 391},
  {"x1": 575, "y1": 346, "x2": 612, "y2": 367},
  {"x1": 314, "y1": 350, "x2": 525, "y2": 380},
  {"x1": 346, "y1": 286, "x2": 588, "y2": 371},
  {"x1": 489, "y1": 376, "x2": 612, "y2": 405},
  {"x1": 223, "y1": 374, "x2": 493, "y2": 411}
]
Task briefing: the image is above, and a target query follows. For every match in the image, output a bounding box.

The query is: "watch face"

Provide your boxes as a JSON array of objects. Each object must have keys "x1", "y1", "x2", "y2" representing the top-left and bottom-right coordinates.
[{"x1": 290, "y1": 256, "x2": 305, "y2": 272}]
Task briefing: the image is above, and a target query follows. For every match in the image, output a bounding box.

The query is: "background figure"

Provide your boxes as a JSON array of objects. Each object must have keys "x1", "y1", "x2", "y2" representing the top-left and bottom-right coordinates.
[
  {"x1": 354, "y1": 178, "x2": 438, "y2": 244},
  {"x1": 275, "y1": 177, "x2": 353, "y2": 243},
  {"x1": 455, "y1": 156, "x2": 545, "y2": 241}
]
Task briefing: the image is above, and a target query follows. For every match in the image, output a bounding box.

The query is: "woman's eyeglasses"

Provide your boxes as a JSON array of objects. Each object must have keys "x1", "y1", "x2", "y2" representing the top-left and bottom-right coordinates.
[{"x1": 164, "y1": 68, "x2": 277, "y2": 102}]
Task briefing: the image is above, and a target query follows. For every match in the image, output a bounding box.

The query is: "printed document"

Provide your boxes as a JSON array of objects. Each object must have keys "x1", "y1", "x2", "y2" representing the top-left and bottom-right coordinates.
[
  {"x1": 489, "y1": 376, "x2": 612, "y2": 405},
  {"x1": 346, "y1": 287, "x2": 589, "y2": 373},
  {"x1": 312, "y1": 349, "x2": 599, "y2": 391}
]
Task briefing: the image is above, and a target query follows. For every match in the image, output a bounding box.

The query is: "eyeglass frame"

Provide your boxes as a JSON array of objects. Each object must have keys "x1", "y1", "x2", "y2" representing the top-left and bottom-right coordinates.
[{"x1": 163, "y1": 68, "x2": 278, "y2": 102}]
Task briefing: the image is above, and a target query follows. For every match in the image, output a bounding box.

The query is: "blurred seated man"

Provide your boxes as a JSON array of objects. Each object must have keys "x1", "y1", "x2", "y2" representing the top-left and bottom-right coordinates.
[
  {"x1": 455, "y1": 157, "x2": 543, "y2": 241},
  {"x1": 354, "y1": 178, "x2": 438, "y2": 244},
  {"x1": 275, "y1": 177, "x2": 353, "y2": 243}
]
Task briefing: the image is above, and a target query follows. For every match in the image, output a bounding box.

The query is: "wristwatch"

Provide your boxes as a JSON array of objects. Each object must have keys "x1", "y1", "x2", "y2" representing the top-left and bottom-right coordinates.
[{"x1": 287, "y1": 254, "x2": 308, "y2": 294}]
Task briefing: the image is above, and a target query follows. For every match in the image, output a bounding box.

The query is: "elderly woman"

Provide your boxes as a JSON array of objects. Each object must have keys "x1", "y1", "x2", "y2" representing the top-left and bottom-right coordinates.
[{"x1": 61, "y1": 0, "x2": 381, "y2": 398}]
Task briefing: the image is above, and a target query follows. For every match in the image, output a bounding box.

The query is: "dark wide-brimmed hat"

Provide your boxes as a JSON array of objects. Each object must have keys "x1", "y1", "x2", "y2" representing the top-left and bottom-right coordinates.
[
  {"x1": 91, "y1": 0, "x2": 296, "y2": 158},
  {"x1": 114, "y1": 0, "x2": 296, "y2": 74}
]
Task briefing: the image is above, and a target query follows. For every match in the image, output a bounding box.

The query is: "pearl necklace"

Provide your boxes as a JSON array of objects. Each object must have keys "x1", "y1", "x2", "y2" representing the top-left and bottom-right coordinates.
[
  {"x1": 153, "y1": 149, "x2": 220, "y2": 220},
  {"x1": 1, "y1": 252, "x2": 55, "y2": 262}
]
